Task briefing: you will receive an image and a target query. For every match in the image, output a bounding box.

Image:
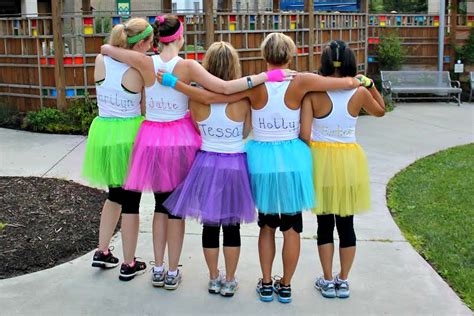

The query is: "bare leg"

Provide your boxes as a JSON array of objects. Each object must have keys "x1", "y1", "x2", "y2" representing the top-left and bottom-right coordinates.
[
  {"x1": 318, "y1": 243, "x2": 335, "y2": 280},
  {"x1": 98, "y1": 199, "x2": 121, "y2": 252},
  {"x1": 258, "y1": 226, "x2": 276, "y2": 283},
  {"x1": 121, "y1": 214, "x2": 139, "y2": 264},
  {"x1": 153, "y1": 213, "x2": 168, "y2": 266},
  {"x1": 223, "y1": 246, "x2": 240, "y2": 281},
  {"x1": 167, "y1": 218, "x2": 185, "y2": 271},
  {"x1": 203, "y1": 248, "x2": 219, "y2": 279},
  {"x1": 339, "y1": 246, "x2": 356, "y2": 280},
  {"x1": 281, "y1": 228, "x2": 300, "y2": 285}
]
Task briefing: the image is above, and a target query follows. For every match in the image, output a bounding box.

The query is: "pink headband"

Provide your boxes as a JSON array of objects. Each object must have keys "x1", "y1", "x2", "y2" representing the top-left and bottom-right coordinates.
[{"x1": 160, "y1": 22, "x2": 183, "y2": 43}]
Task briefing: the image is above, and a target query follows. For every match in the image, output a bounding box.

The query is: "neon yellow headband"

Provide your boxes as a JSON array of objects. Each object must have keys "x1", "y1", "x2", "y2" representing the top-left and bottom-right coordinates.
[{"x1": 127, "y1": 24, "x2": 153, "y2": 44}]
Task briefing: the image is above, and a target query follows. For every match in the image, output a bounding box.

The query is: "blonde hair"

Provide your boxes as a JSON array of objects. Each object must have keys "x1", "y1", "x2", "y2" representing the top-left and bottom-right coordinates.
[
  {"x1": 109, "y1": 18, "x2": 151, "y2": 49},
  {"x1": 260, "y1": 33, "x2": 296, "y2": 66},
  {"x1": 202, "y1": 42, "x2": 242, "y2": 81}
]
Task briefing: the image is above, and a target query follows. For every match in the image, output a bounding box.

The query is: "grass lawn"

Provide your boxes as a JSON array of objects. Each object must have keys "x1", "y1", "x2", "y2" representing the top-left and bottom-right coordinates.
[{"x1": 387, "y1": 143, "x2": 474, "y2": 309}]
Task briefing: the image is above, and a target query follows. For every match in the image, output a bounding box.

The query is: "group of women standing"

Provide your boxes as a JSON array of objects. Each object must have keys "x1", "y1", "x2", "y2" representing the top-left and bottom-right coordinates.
[{"x1": 82, "y1": 14, "x2": 385, "y2": 303}]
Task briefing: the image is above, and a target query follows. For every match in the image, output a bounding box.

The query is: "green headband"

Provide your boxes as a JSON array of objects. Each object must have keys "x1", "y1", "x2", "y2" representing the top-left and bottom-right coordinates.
[
  {"x1": 333, "y1": 61, "x2": 342, "y2": 67},
  {"x1": 127, "y1": 24, "x2": 153, "y2": 44}
]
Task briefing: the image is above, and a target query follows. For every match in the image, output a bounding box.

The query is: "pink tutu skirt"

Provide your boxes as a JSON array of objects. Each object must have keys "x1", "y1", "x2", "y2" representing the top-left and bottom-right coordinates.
[{"x1": 124, "y1": 115, "x2": 201, "y2": 192}]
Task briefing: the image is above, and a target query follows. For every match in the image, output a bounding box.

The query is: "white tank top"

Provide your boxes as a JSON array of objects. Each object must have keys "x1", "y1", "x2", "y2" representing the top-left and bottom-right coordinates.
[
  {"x1": 95, "y1": 56, "x2": 141, "y2": 118},
  {"x1": 311, "y1": 89, "x2": 358, "y2": 143},
  {"x1": 145, "y1": 55, "x2": 189, "y2": 122},
  {"x1": 252, "y1": 82, "x2": 300, "y2": 142},
  {"x1": 197, "y1": 103, "x2": 244, "y2": 153}
]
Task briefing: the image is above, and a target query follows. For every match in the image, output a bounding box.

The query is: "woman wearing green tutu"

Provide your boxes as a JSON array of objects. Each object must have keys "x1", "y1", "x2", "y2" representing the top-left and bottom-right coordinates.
[{"x1": 82, "y1": 18, "x2": 152, "y2": 281}]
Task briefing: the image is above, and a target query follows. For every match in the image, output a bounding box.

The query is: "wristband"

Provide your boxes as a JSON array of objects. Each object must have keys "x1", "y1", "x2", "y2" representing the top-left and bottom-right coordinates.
[
  {"x1": 357, "y1": 75, "x2": 373, "y2": 88},
  {"x1": 162, "y1": 73, "x2": 178, "y2": 88},
  {"x1": 266, "y1": 69, "x2": 285, "y2": 82},
  {"x1": 247, "y1": 76, "x2": 253, "y2": 89}
]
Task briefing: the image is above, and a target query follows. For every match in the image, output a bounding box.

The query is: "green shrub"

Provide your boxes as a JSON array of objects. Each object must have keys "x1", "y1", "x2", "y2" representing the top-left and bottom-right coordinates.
[
  {"x1": 0, "y1": 103, "x2": 21, "y2": 128},
  {"x1": 456, "y1": 28, "x2": 474, "y2": 65},
  {"x1": 23, "y1": 95, "x2": 97, "y2": 135},
  {"x1": 66, "y1": 94, "x2": 98, "y2": 134},
  {"x1": 377, "y1": 32, "x2": 406, "y2": 70}
]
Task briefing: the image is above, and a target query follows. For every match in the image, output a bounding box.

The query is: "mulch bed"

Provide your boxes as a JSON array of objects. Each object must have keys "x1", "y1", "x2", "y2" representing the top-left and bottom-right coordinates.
[{"x1": 0, "y1": 177, "x2": 108, "y2": 279}]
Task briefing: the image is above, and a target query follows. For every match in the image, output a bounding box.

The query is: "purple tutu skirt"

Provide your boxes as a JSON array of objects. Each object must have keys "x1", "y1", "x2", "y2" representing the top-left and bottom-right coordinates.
[
  {"x1": 124, "y1": 115, "x2": 201, "y2": 192},
  {"x1": 164, "y1": 150, "x2": 256, "y2": 226}
]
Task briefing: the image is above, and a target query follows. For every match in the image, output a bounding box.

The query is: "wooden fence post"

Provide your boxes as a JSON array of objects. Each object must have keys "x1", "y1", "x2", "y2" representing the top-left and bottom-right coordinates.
[
  {"x1": 52, "y1": 0, "x2": 67, "y2": 110},
  {"x1": 305, "y1": 0, "x2": 315, "y2": 71},
  {"x1": 204, "y1": 0, "x2": 214, "y2": 49},
  {"x1": 163, "y1": 0, "x2": 172, "y2": 13},
  {"x1": 273, "y1": 0, "x2": 281, "y2": 12}
]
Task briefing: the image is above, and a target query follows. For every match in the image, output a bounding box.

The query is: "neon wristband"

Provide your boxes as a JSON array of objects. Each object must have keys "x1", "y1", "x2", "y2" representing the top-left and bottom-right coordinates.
[
  {"x1": 266, "y1": 69, "x2": 285, "y2": 82},
  {"x1": 162, "y1": 73, "x2": 178, "y2": 88}
]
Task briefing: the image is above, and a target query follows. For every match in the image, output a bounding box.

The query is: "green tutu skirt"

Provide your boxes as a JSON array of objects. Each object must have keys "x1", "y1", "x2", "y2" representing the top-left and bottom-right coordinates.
[{"x1": 82, "y1": 116, "x2": 144, "y2": 187}]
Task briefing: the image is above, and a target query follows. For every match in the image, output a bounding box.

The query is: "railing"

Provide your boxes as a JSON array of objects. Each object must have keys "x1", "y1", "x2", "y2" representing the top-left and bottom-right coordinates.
[{"x1": 1, "y1": 11, "x2": 472, "y2": 111}]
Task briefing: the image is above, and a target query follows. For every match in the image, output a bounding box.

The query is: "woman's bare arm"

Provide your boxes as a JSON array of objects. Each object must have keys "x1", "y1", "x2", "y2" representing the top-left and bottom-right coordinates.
[
  {"x1": 163, "y1": 75, "x2": 249, "y2": 104},
  {"x1": 101, "y1": 44, "x2": 154, "y2": 84},
  {"x1": 300, "y1": 95, "x2": 314, "y2": 145},
  {"x1": 360, "y1": 87, "x2": 385, "y2": 117},
  {"x1": 298, "y1": 73, "x2": 361, "y2": 93}
]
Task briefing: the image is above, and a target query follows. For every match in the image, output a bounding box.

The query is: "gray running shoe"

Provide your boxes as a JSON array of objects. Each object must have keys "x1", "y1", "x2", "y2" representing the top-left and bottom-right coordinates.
[
  {"x1": 220, "y1": 279, "x2": 239, "y2": 297},
  {"x1": 335, "y1": 275, "x2": 350, "y2": 298},
  {"x1": 151, "y1": 268, "x2": 166, "y2": 287},
  {"x1": 314, "y1": 276, "x2": 336, "y2": 298},
  {"x1": 164, "y1": 270, "x2": 182, "y2": 290},
  {"x1": 208, "y1": 274, "x2": 222, "y2": 294}
]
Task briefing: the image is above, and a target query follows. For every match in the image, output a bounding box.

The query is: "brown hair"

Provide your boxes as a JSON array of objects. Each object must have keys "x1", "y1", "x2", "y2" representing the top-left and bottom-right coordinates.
[
  {"x1": 319, "y1": 40, "x2": 357, "y2": 77},
  {"x1": 152, "y1": 14, "x2": 181, "y2": 49},
  {"x1": 109, "y1": 18, "x2": 152, "y2": 49},
  {"x1": 260, "y1": 33, "x2": 296, "y2": 66},
  {"x1": 202, "y1": 42, "x2": 242, "y2": 81}
]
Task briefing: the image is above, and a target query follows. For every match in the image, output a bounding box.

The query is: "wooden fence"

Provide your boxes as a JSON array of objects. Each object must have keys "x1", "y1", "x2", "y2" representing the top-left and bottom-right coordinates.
[{"x1": 0, "y1": 11, "x2": 472, "y2": 111}]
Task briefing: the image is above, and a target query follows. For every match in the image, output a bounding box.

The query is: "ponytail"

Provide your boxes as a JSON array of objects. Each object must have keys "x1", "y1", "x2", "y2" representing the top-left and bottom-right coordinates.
[{"x1": 109, "y1": 23, "x2": 128, "y2": 48}]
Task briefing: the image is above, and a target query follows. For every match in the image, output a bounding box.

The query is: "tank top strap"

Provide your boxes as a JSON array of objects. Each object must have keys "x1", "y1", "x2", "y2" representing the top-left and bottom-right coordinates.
[
  {"x1": 210, "y1": 103, "x2": 228, "y2": 119},
  {"x1": 326, "y1": 88, "x2": 358, "y2": 118},
  {"x1": 102, "y1": 56, "x2": 130, "y2": 88},
  {"x1": 152, "y1": 55, "x2": 182, "y2": 74}
]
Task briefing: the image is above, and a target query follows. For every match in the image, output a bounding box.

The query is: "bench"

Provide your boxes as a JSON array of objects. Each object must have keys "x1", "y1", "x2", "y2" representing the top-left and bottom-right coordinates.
[
  {"x1": 380, "y1": 71, "x2": 462, "y2": 106},
  {"x1": 469, "y1": 72, "x2": 474, "y2": 102}
]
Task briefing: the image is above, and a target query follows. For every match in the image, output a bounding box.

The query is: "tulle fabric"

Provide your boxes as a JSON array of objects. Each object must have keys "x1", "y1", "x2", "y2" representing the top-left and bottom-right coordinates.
[
  {"x1": 124, "y1": 115, "x2": 201, "y2": 192},
  {"x1": 245, "y1": 138, "x2": 315, "y2": 215},
  {"x1": 164, "y1": 151, "x2": 256, "y2": 226},
  {"x1": 82, "y1": 116, "x2": 144, "y2": 187},
  {"x1": 310, "y1": 141, "x2": 371, "y2": 217}
]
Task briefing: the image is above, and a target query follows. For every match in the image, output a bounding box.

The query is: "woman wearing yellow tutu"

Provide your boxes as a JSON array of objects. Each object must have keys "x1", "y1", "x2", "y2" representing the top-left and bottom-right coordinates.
[{"x1": 300, "y1": 40, "x2": 385, "y2": 299}]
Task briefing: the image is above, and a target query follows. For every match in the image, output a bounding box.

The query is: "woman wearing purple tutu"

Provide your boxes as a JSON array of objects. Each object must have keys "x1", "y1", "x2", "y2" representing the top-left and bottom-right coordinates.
[
  {"x1": 164, "y1": 42, "x2": 255, "y2": 298},
  {"x1": 101, "y1": 15, "x2": 288, "y2": 290}
]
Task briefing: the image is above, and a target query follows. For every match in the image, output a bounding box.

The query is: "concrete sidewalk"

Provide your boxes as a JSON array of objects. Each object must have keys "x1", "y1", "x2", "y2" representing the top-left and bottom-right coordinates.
[{"x1": 0, "y1": 103, "x2": 473, "y2": 315}]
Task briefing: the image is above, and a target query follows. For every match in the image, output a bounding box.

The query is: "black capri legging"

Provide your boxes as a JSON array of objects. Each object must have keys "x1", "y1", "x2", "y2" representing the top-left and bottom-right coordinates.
[
  {"x1": 317, "y1": 214, "x2": 356, "y2": 248},
  {"x1": 108, "y1": 187, "x2": 141, "y2": 214},
  {"x1": 202, "y1": 224, "x2": 241, "y2": 248}
]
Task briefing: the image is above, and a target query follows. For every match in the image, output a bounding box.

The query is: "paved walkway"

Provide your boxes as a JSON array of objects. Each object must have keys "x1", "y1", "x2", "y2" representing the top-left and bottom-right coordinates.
[{"x1": 0, "y1": 103, "x2": 473, "y2": 315}]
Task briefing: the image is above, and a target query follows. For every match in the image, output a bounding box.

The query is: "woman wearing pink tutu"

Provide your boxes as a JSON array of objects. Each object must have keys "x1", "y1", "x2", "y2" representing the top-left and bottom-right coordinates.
[{"x1": 101, "y1": 15, "x2": 288, "y2": 290}]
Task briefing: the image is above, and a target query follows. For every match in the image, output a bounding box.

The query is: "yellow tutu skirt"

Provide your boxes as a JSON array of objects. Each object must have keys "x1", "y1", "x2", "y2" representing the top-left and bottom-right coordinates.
[{"x1": 310, "y1": 141, "x2": 371, "y2": 217}]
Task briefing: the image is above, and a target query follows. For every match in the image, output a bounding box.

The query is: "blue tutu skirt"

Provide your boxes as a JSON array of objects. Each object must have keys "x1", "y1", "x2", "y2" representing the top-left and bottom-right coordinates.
[{"x1": 245, "y1": 138, "x2": 315, "y2": 215}]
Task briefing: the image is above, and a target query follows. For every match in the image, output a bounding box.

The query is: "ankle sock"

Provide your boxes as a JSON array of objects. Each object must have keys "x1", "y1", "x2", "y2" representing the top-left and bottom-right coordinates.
[
  {"x1": 153, "y1": 265, "x2": 164, "y2": 273},
  {"x1": 168, "y1": 269, "x2": 178, "y2": 277}
]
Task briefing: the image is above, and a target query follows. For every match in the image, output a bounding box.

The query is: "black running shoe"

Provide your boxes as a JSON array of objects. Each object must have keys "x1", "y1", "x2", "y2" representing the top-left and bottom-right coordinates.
[
  {"x1": 256, "y1": 278, "x2": 274, "y2": 302},
  {"x1": 119, "y1": 259, "x2": 147, "y2": 281},
  {"x1": 91, "y1": 249, "x2": 119, "y2": 269},
  {"x1": 273, "y1": 278, "x2": 292, "y2": 304}
]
